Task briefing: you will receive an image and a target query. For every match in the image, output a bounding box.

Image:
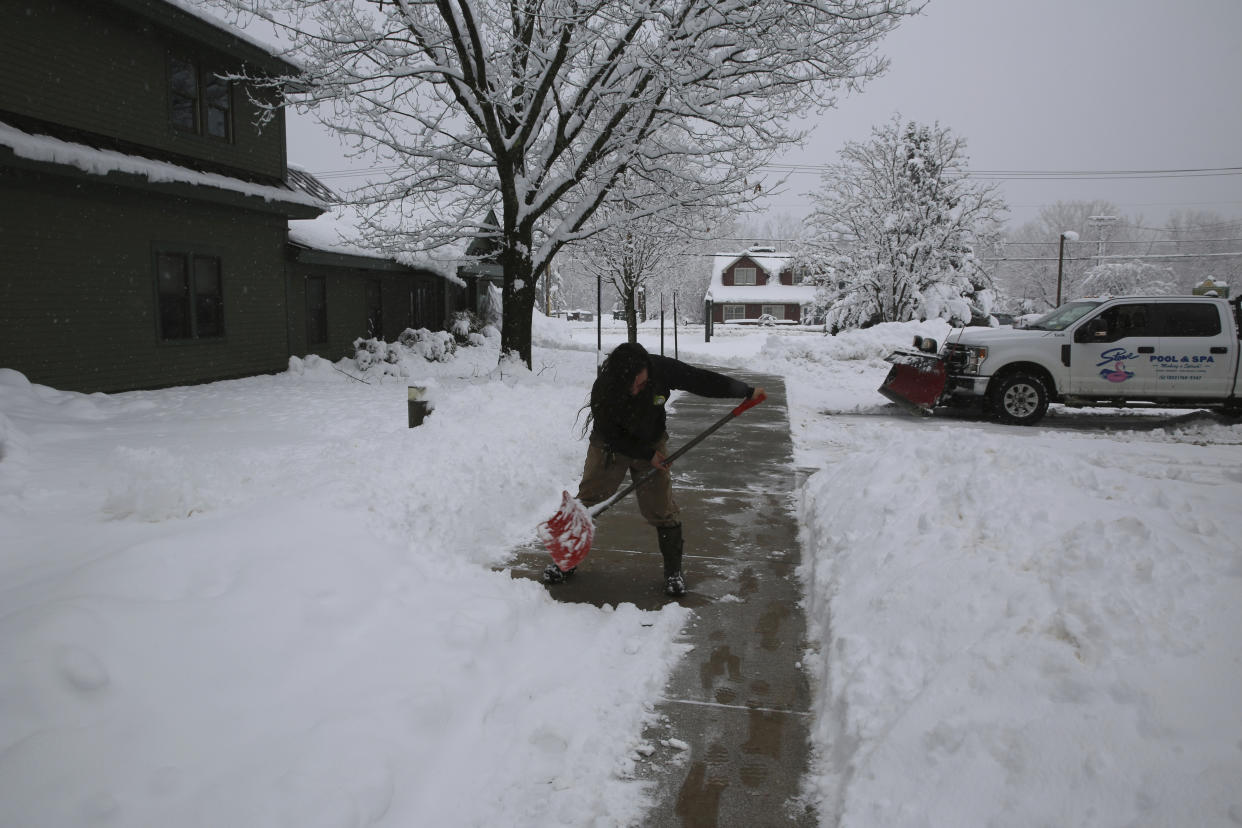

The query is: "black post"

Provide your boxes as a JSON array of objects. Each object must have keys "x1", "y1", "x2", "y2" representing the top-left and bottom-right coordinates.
[
  {"x1": 1056, "y1": 233, "x2": 1066, "y2": 307},
  {"x1": 596, "y1": 272, "x2": 602, "y2": 367},
  {"x1": 673, "y1": 291, "x2": 679, "y2": 359},
  {"x1": 408, "y1": 386, "x2": 431, "y2": 427},
  {"x1": 704, "y1": 299, "x2": 713, "y2": 342},
  {"x1": 660, "y1": 293, "x2": 665, "y2": 355}
]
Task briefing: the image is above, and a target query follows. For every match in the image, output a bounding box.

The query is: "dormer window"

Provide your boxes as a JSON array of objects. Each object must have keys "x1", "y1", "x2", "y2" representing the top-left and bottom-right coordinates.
[
  {"x1": 734, "y1": 266, "x2": 757, "y2": 285},
  {"x1": 168, "y1": 53, "x2": 232, "y2": 140}
]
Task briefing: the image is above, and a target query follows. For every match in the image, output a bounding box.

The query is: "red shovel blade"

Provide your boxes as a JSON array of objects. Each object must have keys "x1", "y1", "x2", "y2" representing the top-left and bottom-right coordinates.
[{"x1": 537, "y1": 490, "x2": 596, "y2": 571}]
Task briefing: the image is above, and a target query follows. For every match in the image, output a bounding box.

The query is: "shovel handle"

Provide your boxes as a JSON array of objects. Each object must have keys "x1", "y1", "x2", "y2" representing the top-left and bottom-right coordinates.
[
  {"x1": 730, "y1": 390, "x2": 766, "y2": 418},
  {"x1": 587, "y1": 390, "x2": 767, "y2": 518}
]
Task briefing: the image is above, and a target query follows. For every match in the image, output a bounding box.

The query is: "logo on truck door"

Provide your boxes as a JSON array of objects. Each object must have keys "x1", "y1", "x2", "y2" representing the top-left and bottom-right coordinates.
[{"x1": 1096, "y1": 347, "x2": 1139, "y2": 383}]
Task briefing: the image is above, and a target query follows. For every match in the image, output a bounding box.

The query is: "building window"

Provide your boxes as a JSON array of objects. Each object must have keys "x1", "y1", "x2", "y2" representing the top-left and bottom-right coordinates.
[
  {"x1": 157, "y1": 252, "x2": 224, "y2": 340},
  {"x1": 306, "y1": 276, "x2": 328, "y2": 346},
  {"x1": 733, "y1": 267, "x2": 757, "y2": 285},
  {"x1": 366, "y1": 279, "x2": 383, "y2": 338},
  {"x1": 762, "y1": 305, "x2": 784, "y2": 319},
  {"x1": 723, "y1": 304, "x2": 745, "y2": 321},
  {"x1": 168, "y1": 53, "x2": 231, "y2": 140}
]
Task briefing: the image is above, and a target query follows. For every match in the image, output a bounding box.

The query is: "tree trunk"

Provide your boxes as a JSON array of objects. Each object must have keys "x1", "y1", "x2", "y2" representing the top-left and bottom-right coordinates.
[
  {"x1": 499, "y1": 243, "x2": 536, "y2": 367},
  {"x1": 624, "y1": 291, "x2": 638, "y2": 344}
]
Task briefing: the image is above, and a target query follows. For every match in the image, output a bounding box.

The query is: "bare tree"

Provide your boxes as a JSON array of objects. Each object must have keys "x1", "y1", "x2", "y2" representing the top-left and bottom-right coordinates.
[
  {"x1": 994, "y1": 201, "x2": 1124, "y2": 311},
  {"x1": 805, "y1": 117, "x2": 1007, "y2": 329},
  {"x1": 208, "y1": 0, "x2": 916, "y2": 365},
  {"x1": 570, "y1": 169, "x2": 724, "y2": 341},
  {"x1": 1155, "y1": 211, "x2": 1242, "y2": 291}
]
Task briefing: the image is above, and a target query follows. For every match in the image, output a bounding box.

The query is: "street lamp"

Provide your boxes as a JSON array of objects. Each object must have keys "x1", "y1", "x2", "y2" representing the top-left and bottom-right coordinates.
[{"x1": 1055, "y1": 230, "x2": 1079, "y2": 306}]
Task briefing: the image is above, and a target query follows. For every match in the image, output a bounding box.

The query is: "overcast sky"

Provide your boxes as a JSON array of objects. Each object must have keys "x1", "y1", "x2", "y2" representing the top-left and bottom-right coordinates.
[{"x1": 285, "y1": 0, "x2": 1242, "y2": 230}]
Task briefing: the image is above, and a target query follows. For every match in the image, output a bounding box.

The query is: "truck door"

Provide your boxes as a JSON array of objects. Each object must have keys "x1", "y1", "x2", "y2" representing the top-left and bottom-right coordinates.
[
  {"x1": 1152, "y1": 301, "x2": 1234, "y2": 396},
  {"x1": 1068, "y1": 301, "x2": 1159, "y2": 396}
]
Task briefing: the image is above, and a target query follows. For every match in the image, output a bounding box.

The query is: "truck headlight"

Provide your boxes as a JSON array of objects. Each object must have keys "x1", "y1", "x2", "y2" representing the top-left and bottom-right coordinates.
[{"x1": 962, "y1": 346, "x2": 988, "y2": 374}]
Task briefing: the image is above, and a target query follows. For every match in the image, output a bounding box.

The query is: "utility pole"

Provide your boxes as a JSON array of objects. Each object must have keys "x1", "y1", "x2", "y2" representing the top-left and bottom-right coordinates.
[{"x1": 1088, "y1": 215, "x2": 1118, "y2": 266}]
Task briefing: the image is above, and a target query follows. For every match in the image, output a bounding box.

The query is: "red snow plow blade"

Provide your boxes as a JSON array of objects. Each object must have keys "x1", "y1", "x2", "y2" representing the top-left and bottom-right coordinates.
[
  {"x1": 878, "y1": 346, "x2": 948, "y2": 414},
  {"x1": 538, "y1": 391, "x2": 767, "y2": 571}
]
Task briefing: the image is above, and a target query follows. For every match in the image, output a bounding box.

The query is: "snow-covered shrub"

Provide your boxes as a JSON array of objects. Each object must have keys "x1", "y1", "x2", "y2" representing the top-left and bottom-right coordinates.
[
  {"x1": 398, "y1": 328, "x2": 457, "y2": 362},
  {"x1": 353, "y1": 337, "x2": 408, "y2": 377},
  {"x1": 446, "y1": 310, "x2": 486, "y2": 346},
  {"x1": 286, "y1": 354, "x2": 340, "y2": 381},
  {"x1": 353, "y1": 337, "x2": 401, "y2": 368},
  {"x1": 1079, "y1": 261, "x2": 1177, "y2": 298}
]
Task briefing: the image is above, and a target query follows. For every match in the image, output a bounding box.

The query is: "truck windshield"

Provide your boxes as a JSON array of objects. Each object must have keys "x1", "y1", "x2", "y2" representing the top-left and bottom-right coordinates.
[{"x1": 1024, "y1": 301, "x2": 1102, "y2": 331}]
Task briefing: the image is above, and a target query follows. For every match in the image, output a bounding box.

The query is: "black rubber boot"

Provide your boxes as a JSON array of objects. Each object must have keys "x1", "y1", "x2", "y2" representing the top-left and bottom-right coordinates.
[
  {"x1": 657, "y1": 523, "x2": 686, "y2": 596},
  {"x1": 542, "y1": 564, "x2": 576, "y2": 584}
]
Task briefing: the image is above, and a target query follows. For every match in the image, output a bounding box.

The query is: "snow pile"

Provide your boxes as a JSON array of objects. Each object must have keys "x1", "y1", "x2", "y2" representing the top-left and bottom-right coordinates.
[
  {"x1": 757, "y1": 319, "x2": 953, "y2": 365},
  {"x1": 0, "y1": 342, "x2": 690, "y2": 828},
  {"x1": 798, "y1": 421, "x2": 1242, "y2": 826}
]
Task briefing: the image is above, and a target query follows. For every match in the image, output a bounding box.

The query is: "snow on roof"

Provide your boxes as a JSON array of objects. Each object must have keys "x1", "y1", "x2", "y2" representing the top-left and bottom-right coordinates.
[
  {"x1": 289, "y1": 208, "x2": 464, "y2": 286},
  {"x1": 158, "y1": 0, "x2": 299, "y2": 69},
  {"x1": 0, "y1": 119, "x2": 322, "y2": 208},
  {"x1": 704, "y1": 250, "x2": 819, "y2": 305}
]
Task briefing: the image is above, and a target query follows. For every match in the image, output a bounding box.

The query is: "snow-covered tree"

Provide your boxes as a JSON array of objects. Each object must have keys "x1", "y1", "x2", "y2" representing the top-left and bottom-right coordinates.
[
  {"x1": 536, "y1": 263, "x2": 566, "y2": 317},
  {"x1": 206, "y1": 0, "x2": 915, "y2": 365},
  {"x1": 572, "y1": 216, "x2": 677, "y2": 343},
  {"x1": 804, "y1": 117, "x2": 1007, "y2": 330},
  {"x1": 570, "y1": 170, "x2": 724, "y2": 342},
  {"x1": 1079, "y1": 260, "x2": 1178, "y2": 297}
]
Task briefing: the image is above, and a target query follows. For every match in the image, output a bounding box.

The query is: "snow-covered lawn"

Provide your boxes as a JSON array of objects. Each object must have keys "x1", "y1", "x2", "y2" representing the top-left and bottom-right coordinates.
[{"x1": 2, "y1": 316, "x2": 1240, "y2": 826}]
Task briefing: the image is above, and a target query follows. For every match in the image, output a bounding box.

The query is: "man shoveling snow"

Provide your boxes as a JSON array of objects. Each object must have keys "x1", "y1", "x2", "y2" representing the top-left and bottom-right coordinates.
[{"x1": 542, "y1": 342, "x2": 765, "y2": 596}]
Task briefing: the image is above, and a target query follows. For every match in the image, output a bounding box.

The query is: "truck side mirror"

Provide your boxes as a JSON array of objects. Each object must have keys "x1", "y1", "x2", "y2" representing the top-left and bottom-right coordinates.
[{"x1": 1074, "y1": 317, "x2": 1108, "y2": 343}]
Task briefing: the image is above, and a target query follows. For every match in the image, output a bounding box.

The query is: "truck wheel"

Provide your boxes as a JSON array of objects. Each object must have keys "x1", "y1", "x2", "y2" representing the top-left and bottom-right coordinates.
[{"x1": 989, "y1": 373, "x2": 1048, "y2": 425}]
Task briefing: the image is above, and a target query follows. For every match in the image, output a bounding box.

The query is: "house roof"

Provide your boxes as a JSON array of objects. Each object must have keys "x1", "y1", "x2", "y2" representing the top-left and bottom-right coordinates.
[
  {"x1": 108, "y1": 0, "x2": 302, "y2": 76},
  {"x1": 0, "y1": 119, "x2": 323, "y2": 218},
  {"x1": 288, "y1": 207, "x2": 464, "y2": 286},
  {"x1": 464, "y1": 209, "x2": 503, "y2": 259},
  {"x1": 704, "y1": 249, "x2": 819, "y2": 305}
]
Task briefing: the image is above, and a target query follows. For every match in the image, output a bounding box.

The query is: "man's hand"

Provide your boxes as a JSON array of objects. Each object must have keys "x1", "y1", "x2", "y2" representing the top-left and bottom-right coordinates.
[
  {"x1": 750, "y1": 387, "x2": 767, "y2": 400},
  {"x1": 650, "y1": 450, "x2": 671, "y2": 471}
]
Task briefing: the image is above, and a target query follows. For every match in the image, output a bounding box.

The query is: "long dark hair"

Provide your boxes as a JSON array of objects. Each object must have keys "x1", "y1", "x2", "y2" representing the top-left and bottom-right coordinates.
[{"x1": 578, "y1": 342, "x2": 652, "y2": 436}]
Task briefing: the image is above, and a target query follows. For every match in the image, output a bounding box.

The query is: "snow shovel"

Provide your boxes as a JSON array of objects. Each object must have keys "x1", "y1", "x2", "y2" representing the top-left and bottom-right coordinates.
[
  {"x1": 538, "y1": 391, "x2": 767, "y2": 571},
  {"x1": 878, "y1": 341, "x2": 948, "y2": 414}
]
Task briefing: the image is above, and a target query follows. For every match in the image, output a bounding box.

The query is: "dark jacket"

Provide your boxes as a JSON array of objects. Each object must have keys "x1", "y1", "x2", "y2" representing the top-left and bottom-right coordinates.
[{"x1": 590, "y1": 354, "x2": 753, "y2": 461}]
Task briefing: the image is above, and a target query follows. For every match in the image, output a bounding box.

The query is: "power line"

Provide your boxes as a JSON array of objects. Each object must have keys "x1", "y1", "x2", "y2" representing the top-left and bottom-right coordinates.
[
  {"x1": 1122, "y1": 219, "x2": 1242, "y2": 233},
  {"x1": 1001, "y1": 237, "x2": 1242, "y2": 246},
  {"x1": 307, "y1": 162, "x2": 1242, "y2": 182},
  {"x1": 984, "y1": 251, "x2": 1242, "y2": 263},
  {"x1": 758, "y1": 163, "x2": 1242, "y2": 181}
]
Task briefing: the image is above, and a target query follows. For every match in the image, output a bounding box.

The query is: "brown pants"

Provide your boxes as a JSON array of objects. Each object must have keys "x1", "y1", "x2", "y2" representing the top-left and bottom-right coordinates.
[{"x1": 576, "y1": 436, "x2": 680, "y2": 528}]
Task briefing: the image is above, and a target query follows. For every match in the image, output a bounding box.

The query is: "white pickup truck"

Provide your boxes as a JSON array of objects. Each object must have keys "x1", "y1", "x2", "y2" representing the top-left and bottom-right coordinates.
[{"x1": 881, "y1": 295, "x2": 1242, "y2": 425}]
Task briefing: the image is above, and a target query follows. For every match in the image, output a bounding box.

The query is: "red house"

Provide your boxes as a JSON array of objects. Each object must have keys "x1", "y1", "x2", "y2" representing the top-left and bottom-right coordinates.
[{"x1": 705, "y1": 248, "x2": 817, "y2": 324}]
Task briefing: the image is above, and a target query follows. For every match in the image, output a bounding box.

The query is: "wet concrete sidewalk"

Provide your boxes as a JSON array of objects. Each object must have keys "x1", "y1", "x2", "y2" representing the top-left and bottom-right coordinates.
[{"x1": 508, "y1": 370, "x2": 816, "y2": 826}]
